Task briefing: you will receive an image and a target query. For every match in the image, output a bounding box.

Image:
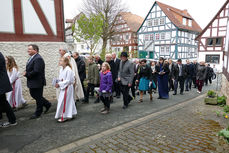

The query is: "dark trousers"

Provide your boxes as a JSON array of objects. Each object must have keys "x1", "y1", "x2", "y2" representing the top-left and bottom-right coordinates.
[
  {"x1": 29, "y1": 88, "x2": 51, "y2": 116},
  {"x1": 205, "y1": 76, "x2": 212, "y2": 85},
  {"x1": 100, "y1": 96, "x2": 110, "y2": 109},
  {"x1": 174, "y1": 76, "x2": 185, "y2": 94},
  {"x1": 114, "y1": 81, "x2": 120, "y2": 96},
  {"x1": 85, "y1": 83, "x2": 95, "y2": 101},
  {"x1": 196, "y1": 80, "x2": 204, "y2": 92},
  {"x1": 168, "y1": 76, "x2": 174, "y2": 91},
  {"x1": 120, "y1": 84, "x2": 132, "y2": 106},
  {"x1": 131, "y1": 77, "x2": 136, "y2": 98},
  {"x1": 80, "y1": 79, "x2": 86, "y2": 95},
  {"x1": 192, "y1": 76, "x2": 197, "y2": 88},
  {"x1": 0, "y1": 94, "x2": 16, "y2": 123},
  {"x1": 185, "y1": 77, "x2": 192, "y2": 91}
]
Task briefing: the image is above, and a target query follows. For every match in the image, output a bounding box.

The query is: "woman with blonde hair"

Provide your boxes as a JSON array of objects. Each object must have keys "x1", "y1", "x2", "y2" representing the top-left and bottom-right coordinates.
[
  {"x1": 55, "y1": 57, "x2": 77, "y2": 122},
  {"x1": 6, "y1": 56, "x2": 27, "y2": 109}
]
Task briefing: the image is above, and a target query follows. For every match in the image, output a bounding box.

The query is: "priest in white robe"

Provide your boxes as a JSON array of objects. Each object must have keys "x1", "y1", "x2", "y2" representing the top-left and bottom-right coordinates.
[
  {"x1": 7, "y1": 68, "x2": 26, "y2": 108},
  {"x1": 55, "y1": 66, "x2": 77, "y2": 121}
]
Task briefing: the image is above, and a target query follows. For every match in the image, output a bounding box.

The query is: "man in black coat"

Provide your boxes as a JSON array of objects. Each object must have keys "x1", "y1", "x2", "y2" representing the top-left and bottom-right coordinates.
[
  {"x1": 173, "y1": 59, "x2": 187, "y2": 95},
  {"x1": 184, "y1": 60, "x2": 195, "y2": 91},
  {"x1": 24, "y1": 44, "x2": 51, "y2": 119},
  {"x1": 0, "y1": 52, "x2": 17, "y2": 127},
  {"x1": 73, "y1": 52, "x2": 86, "y2": 95},
  {"x1": 112, "y1": 53, "x2": 121, "y2": 98}
]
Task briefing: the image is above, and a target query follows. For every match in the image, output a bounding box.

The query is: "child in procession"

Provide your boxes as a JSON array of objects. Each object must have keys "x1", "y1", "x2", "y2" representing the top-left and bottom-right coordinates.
[
  {"x1": 6, "y1": 56, "x2": 27, "y2": 109},
  {"x1": 99, "y1": 62, "x2": 113, "y2": 114},
  {"x1": 55, "y1": 57, "x2": 77, "y2": 122}
]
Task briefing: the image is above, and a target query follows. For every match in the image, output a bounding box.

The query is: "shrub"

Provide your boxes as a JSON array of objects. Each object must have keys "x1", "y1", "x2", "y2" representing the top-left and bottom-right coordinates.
[
  {"x1": 224, "y1": 105, "x2": 229, "y2": 113},
  {"x1": 207, "y1": 90, "x2": 216, "y2": 98},
  {"x1": 218, "y1": 95, "x2": 227, "y2": 106}
]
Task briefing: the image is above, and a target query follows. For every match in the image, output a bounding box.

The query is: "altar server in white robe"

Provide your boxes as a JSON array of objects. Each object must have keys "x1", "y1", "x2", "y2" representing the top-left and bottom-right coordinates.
[
  {"x1": 63, "y1": 52, "x2": 84, "y2": 100},
  {"x1": 6, "y1": 56, "x2": 26, "y2": 108},
  {"x1": 55, "y1": 57, "x2": 77, "y2": 122}
]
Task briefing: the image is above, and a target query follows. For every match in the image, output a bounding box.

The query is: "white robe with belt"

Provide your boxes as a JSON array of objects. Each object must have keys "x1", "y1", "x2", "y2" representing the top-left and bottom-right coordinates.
[
  {"x1": 63, "y1": 54, "x2": 84, "y2": 100},
  {"x1": 7, "y1": 68, "x2": 26, "y2": 108},
  {"x1": 55, "y1": 66, "x2": 77, "y2": 119}
]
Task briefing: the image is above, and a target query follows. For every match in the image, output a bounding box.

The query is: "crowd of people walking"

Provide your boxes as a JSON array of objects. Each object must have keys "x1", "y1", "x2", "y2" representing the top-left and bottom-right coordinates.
[{"x1": 0, "y1": 44, "x2": 218, "y2": 126}]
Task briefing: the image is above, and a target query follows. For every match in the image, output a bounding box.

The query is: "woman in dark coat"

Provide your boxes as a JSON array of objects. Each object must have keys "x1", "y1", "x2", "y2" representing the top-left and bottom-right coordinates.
[
  {"x1": 155, "y1": 57, "x2": 169, "y2": 99},
  {"x1": 196, "y1": 62, "x2": 207, "y2": 93},
  {"x1": 136, "y1": 59, "x2": 153, "y2": 102}
]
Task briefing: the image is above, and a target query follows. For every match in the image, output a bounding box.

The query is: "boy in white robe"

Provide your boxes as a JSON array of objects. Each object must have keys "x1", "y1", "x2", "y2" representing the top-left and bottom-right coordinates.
[
  {"x1": 6, "y1": 56, "x2": 26, "y2": 109},
  {"x1": 55, "y1": 57, "x2": 77, "y2": 122}
]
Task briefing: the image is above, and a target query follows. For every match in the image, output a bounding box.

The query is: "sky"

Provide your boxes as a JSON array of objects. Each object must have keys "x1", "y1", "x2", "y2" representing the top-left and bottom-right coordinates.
[{"x1": 63, "y1": 0, "x2": 227, "y2": 29}]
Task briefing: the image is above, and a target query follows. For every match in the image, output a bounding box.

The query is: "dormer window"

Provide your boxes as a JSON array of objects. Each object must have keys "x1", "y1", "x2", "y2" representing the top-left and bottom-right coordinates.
[
  {"x1": 183, "y1": 18, "x2": 187, "y2": 25},
  {"x1": 188, "y1": 19, "x2": 192, "y2": 27}
]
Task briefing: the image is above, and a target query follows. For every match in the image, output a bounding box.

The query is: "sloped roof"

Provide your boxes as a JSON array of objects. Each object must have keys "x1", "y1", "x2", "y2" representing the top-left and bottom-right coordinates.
[
  {"x1": 65, "y1": 12, "x2": 84, "y2": 30},
  {"x1": 119, "y1": 12, "x2": 144, "y2": 32},
  {"x1": 196, "y1": 0, "x2": 229, "y2": 40},
  {"x1": 138, "y1": 1, "x2": 202, "y2": 33}
]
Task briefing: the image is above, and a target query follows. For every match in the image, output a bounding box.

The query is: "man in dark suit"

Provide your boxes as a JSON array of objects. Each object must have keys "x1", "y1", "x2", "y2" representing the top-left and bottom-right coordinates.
[
  {"x1": 173, "y1": 59, "x2": 187, "y2": 95},
  {"x1": 24, "y1": 44, "x2": 51, "y2": 119},
  {"x1": 0, "y1": 52, "x2": 17, "y2": 127},
  {"x1": 112, "y1": 53, "x2": 121, "y2": 98}
]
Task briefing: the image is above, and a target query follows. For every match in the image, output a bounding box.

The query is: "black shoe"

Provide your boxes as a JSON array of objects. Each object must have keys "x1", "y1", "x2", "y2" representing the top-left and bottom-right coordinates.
[
  {"x1": 116, "y1": 95, "x2": 120, "y2": 98},
  {"x1": 94, "y1": 99, "x2": 100, "y2": 103},
  {"x1": 180, "y1": 92, "x2": 184, "y2": 95},
  {"x1": 44, "y1": 104, "x2": 52, "y2": 114},
  {"x1": 185, "y1": 90, "x2": 189, "y2": 91},
  {"x1": 157, "y1": 97, "x2": 162, "y2": 99},
  {"x1": 30, "y1": 115, "x2": 40, "y2": 120},
  {"x1": 122, "y1": 105, "x2": 128, "y2": 109},
  {"x1": 173, "y1": 93, "x2": 177, "y2": 95}
]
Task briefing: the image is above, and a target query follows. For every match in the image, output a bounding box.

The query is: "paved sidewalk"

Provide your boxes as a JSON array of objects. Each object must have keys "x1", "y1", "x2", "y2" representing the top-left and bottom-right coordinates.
[
  {"x1": 0, "y1": 79, "x2": 223, "y2": 153},
  {"x1": 58, "y1": 94, "x2": 229, "y2": 153}
]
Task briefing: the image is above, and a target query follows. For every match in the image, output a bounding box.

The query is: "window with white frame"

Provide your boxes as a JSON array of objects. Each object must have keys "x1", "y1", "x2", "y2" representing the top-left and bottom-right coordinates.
[
  {"x1": 183, "y1": 18, "x2": 187, "y2": 25},
  {"x1": 166, "y1": 46, "x2": 170, "y2": 55},
  {"x1": 165, "y1": 32, "x2": 171, "y2": 39},
  {"x1": 147, "y1": 20, "x2": 152, "y2": 27},
  {"x1": 126, "y1": 34, "x2": 129, "y2": 40},
  {"x1": 155, "y1": 33, "x2": 160, "y2": 40},
  {"x1": 144, "y1": 34, "x2": 149, "y2": 41},
  {"x1": 150, "y1": 34, "x2": 154, "y2": 41},
  {"x1": 161, "y1": 32, "x2": 165, "y2": 40},
  {"x1": 81, "y1": 45, "x2": 84, "y2": 49},
  {"x1": 153, "y1": 19, "x2": 159, "y2": 26},
  {"x1": 160, "y1": 18, "x2": 165, "y2": 25},
  {"x1": 188, "y1": 19, "x2": 192, "y2": 27},
  {"x1": 161, "y1": 46, "x2": 165, "y2": 55}
]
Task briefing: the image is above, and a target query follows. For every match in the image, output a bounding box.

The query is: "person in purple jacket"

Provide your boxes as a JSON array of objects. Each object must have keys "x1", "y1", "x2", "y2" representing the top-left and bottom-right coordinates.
[{"x1": 99, "y1": 62, "x2": 113, "y2": 114}]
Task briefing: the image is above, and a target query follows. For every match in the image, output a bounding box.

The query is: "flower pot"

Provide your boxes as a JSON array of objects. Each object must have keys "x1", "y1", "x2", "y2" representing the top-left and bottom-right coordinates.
[{"x1": 204, "y1": 96, "x2": 218, "y2": 105}]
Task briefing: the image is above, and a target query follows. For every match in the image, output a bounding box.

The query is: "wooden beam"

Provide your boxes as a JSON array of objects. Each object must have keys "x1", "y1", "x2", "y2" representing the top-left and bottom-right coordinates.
[{"x1": 13, "y1": 0, "x2": 23, "y2": 34}]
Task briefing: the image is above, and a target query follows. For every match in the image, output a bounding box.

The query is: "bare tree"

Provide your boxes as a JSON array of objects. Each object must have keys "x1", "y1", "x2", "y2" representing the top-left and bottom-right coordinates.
[{"x1": 81, "y1": 0, "x2": 127, "y2": 59}]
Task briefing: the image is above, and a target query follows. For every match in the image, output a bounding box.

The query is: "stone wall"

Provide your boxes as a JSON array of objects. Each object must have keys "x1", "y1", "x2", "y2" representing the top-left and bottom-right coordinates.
[
  {"x1": 0, "y1": 42, "x2": 66, "y2": 102},
  {"x1": 221, "y1": 74, "x2": 229, "y2": 105}
]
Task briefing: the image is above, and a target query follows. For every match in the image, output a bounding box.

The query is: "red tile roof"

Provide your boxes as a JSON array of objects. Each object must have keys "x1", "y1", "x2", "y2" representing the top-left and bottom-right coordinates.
[
  {"x1": 119, "y1": 12, "x2": 144, "y2": 32},
  {"x1": 156, "y1": 1, "x2": 202, "y2": 33}
]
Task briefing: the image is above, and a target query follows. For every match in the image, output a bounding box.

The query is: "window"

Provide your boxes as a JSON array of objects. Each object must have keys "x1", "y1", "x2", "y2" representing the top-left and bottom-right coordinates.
[
  {"x1": 155, "y1": 33, "x2": 160, "y2": 40},
  {"x1": 150, "y1": 34, "x2": 154, "y2": 41},
  {"x1": 165, "y1": 32, "x2": 171, "y2": 39},
  {"x1": 160, "y1": 18, "x2": 165, "y2": 25},
  {"x1": 126, "y1": 34, "x2": 129, "y2": 40},
  {"x1": 166, "y1": 46, "x2": 170, "y2": 55},
  {"x1": 207, "y1": 37, "x2": 223, "y2": 47},
  {"x1": 188, "y1": 19, "x2": 192, "y2": 27},
  {"x1": 153, "y1": 19, "x2": 159, "y2": 26},
  {"x1": 144, "y1": 34, "x2": 149, "y2": 41},
  {"x1": 160, "y1": 32, "x2": 165, "y2": 40},
  {"x1": 183, "y1": 18, "x2": 187, "y2": 25},
  {"x1": 206, "y1": 55, "x2": 220, "y2": 64},
  {"x1": 147, "y1": 20, "x2": 152, "y2": 27},
  {"x1": 161, "y1": 46, "x2": 165, "y2": 55},
  {"x1": 81, "y1": 45, "x2": 84, "y2": 49}
]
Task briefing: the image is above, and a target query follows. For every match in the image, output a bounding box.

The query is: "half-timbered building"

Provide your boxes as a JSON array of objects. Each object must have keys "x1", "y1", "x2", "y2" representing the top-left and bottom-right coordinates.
[
  {"x1": 137, "y1": 1, "x2": 202, "y2": 60},
  {"x1": 196, "y1": 0, "x2": 229, "y2": 71},
  {"x1": 0, "y1": 0, "x2": 65, "y2": 100},
  {"x1": 111, "y1": 12, "x2": 144, "y2": 57}
]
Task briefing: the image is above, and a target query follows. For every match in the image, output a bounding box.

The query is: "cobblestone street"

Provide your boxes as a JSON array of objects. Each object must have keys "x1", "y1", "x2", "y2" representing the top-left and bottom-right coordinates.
[{"x1": 73, "y1": 95, "x2": 229, "y2": 153}]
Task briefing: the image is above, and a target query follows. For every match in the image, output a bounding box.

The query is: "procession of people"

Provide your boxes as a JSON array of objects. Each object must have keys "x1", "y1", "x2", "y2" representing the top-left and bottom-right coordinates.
[{"x1": 0, "y1": 44, "x2": 217, "y2": 126}]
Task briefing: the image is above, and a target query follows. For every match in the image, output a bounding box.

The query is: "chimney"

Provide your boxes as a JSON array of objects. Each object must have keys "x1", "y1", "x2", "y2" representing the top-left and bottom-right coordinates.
[{"x1": 183, "y1": 9, "x2": 188, "y2": 15}]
